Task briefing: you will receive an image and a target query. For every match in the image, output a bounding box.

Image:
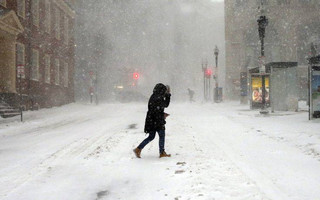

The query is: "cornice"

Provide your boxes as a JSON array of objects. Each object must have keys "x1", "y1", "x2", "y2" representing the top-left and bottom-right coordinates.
[{"x1": 0, "y1": 10, "x2": 24, "y2": 35}]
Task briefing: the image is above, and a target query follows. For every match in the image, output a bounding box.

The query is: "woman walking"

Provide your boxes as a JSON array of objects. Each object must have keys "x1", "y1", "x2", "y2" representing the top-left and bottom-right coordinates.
[{"x1": 133, "y1": 83, "x2": 171, "y2": 158}]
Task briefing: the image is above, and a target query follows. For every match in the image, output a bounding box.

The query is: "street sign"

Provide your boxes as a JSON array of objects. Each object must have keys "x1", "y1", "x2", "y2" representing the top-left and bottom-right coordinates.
[{"x1": 17, "y1": 65, "x2": 25, "y2": 76}]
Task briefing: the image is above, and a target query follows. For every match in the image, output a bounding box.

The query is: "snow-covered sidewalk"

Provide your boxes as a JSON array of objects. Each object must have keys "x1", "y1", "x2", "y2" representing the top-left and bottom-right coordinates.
[{"x1": 0, "y1": 102, "x2": 319, "y2": 200}]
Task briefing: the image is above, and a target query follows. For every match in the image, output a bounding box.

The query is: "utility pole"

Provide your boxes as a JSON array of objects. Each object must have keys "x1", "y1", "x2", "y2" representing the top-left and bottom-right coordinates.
[{"x1": 214, "y1": 45, "x2": 220, "y2": 102}]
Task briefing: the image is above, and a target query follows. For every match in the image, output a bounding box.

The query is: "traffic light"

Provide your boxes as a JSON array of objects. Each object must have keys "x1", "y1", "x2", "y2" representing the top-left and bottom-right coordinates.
[
  {"x1": 205, "y1": 68, "x2": 212, "y2": 78},
  {"x1": 133, "y1": 72, "x2": 139, "y2": 80}
]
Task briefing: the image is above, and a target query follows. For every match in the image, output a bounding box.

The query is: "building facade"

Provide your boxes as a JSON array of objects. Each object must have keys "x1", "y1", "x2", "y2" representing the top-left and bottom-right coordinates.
[
  {"x1": 225, "y1": 0, "x2": 320, "y2": 100},
  {"x1": 0, "y1": 0, "x2": 75, "y2": 109}
]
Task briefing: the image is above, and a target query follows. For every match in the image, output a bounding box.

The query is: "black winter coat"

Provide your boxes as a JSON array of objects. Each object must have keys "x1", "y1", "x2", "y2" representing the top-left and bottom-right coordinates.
[{"x1": 144, "y1": 83, "x2": 171, "y2": 133}]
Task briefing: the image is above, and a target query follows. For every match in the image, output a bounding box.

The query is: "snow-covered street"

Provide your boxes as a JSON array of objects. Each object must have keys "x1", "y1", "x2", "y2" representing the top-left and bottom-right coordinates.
[{"x1": 0, "y1": 102, "x2": 319, "y2": 200}]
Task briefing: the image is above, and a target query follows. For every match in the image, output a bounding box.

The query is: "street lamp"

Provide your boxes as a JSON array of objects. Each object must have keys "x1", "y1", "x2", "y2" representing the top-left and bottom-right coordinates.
[
  {"x1": 201, "y1": 59, "x2": 208, "y2": 100},
  {"x1": 257, "y1": 2, "x2": 268, "y2": 114},
  {"x1": 214, "y1": 45, "x2": 219, "y2": 102}
]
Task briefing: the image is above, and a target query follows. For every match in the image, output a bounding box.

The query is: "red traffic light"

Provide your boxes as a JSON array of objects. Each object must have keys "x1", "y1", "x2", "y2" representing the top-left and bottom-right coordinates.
[
  {"x1": 205, "y1": 68, "x2": 212, "y2": 77},
  {"x1": 133, "y1": 72, "x2": 139, "y2": 80}
]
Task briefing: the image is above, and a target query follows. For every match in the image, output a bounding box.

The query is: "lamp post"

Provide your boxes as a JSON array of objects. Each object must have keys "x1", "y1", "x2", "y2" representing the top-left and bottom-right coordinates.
[
  {"x1": 214, "y1": 45, "x2": 219, "y2": 102},
  {"x1": 257, "y1": 2, "x2": 268, "y2": 114},
  {"x1": 201, "y1": 59, "x2": 208, "y2": 101}
]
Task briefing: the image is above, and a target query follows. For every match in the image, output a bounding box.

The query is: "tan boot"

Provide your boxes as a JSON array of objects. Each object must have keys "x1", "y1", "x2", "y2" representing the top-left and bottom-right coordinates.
[
  {"x1": 159, "y1": 151, "x2": 171, "y2": 158},
  {"x1": 133, "y1": 147, "x2": 142, "y2": 158}
]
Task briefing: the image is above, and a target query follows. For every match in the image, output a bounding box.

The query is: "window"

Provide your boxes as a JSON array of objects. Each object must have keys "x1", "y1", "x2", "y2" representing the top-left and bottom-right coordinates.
[
  {"x1": 31, "y1": 49, "x2": 39, "y2": 81},
  {"x1": 298, "y1": 0, "x2": 312, "y2": 3},
  {"x1": 55, "y1": 7, "x2": 61, "y2": 39},
  {"x1": 64, "y1": 16, "x2": 69, "y2": 44},
  {"x1": 17, "y1": 0, "x2": 25, "y2": 18},
  {"x1": 277, "y1": 0, "x2": 290, "y2": 5},
  {"x1": 16, "y1": 43, "x2": 25, "y2": 78},
  {"x1": 44, "y1": 55, "x2": 51, "y2": 83},
  {"x1": 31, "y1": 0, "x2": 39, "y2": 27},
  {"x1": 63, "y1": 62, "x2": 69, "y2": 87},
  {"x1": 45, "y1": 0, "x2": 51, "y2": 33},
  {"x1": 236, "y1": 0, "x2": 249, "y2": 6},
  {"x1": 69, "y1": 21, "x2": 73, "y2": 43},
  {"x1": 0, "y1": 0, "x2": 6, "y2": 7},
  {"x1": 256, "y1": 0, "x2": 269, "y2": 6},
  {"x1": 55, "y1": 59, "x2": 60, "y2": 85}
]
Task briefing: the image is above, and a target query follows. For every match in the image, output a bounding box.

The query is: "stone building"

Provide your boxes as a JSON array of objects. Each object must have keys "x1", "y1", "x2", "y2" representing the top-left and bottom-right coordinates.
[
  {"x1": 224, "y1": 0, "x2": 320, "y2": 100},
  {"x1": 0, "y1": 0, "x2": 75, "y2": 110}
]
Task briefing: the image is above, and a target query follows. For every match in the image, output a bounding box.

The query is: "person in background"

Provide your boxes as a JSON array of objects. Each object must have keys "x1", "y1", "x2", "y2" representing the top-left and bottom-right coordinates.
[
  {"x1": 187, "y1": 88, "x2": 195, "y2": 102},
  {"x1": 133, "y1": 83, "x2": 171, "y2": 158}
]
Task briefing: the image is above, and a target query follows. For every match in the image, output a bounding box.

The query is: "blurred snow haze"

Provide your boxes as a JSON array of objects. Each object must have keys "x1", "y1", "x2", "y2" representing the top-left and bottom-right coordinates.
[{"x1": 75, "y1": 0, "x2": 225, "y2": 102}]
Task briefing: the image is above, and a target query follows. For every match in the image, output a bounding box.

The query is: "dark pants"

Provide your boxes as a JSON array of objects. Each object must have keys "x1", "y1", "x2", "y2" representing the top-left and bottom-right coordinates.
[{"x1": 138, "y1": 130, "x2": 165, "y2": 153}]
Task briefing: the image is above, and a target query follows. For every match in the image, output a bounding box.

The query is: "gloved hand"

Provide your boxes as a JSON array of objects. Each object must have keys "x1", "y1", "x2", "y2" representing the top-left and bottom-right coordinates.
[
  {"x1": 166, "y1": 85, "x2": 171, "y2": 94},
  {"x1": 164, "y1": 113, "x2": 170, "y2": 119}
]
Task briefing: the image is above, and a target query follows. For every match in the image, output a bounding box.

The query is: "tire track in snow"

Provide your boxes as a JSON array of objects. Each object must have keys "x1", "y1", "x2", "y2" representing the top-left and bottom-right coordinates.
[
  {"x1": 1, "y1": 135, "x2": 100, "y2": 198},
  {"x1": 1, "y1": 103, "x2": 146, "y2": 199},
  {"x1": 2, "y1": 127, "x2": 127, "y2": 198}
]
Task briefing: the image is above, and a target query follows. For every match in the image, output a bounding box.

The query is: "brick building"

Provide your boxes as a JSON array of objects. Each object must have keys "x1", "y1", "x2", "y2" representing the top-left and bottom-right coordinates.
[
  {"x1": 224, "y1": 0, "x2": 320, "y2": 100},
  {"x1": 0, "y1": 0, "x2": 75, "y2": 109}
]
